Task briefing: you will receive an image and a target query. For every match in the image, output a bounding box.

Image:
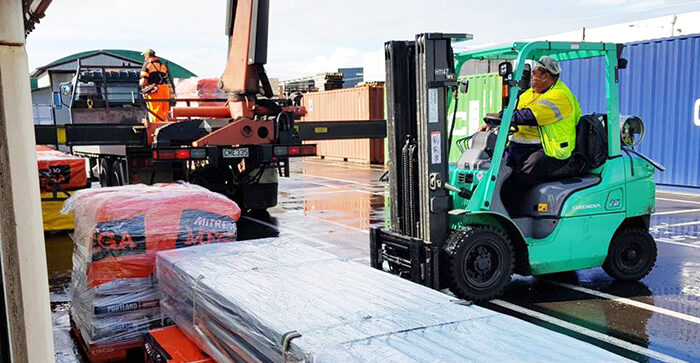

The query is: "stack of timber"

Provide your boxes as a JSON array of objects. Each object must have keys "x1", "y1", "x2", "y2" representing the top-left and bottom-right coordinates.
[{"x1": 156, "y1": 238, "x2": 627, "y2": 363}]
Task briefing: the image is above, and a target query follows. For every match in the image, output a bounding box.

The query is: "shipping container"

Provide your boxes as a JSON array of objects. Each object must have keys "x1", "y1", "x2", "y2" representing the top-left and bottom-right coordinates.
[
  {"x1": 301, "y1": 84, "x2": 385, "y2": 164},
  {"x1": 559, "y1": 34, "x2": 700, "y2": 188},
  {"x1": 447, "y1": 73, "x2": 502, "y2": 162}
]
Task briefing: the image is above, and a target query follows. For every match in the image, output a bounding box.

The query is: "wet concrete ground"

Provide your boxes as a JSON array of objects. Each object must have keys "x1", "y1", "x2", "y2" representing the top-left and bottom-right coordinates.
[{"x1": 47, "y1": 158, "x2": 700, "y2": 362}]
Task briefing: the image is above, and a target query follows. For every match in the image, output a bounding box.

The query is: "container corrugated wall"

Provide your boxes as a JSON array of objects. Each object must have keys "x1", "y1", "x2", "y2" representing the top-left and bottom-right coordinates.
[
  {"x1": 559, "y1": 34, "x2": 700, "y2": 188},
  {"x1": 447, "y1": 73, "x2": 502, "y2": 162},
  {"x1": 301, "y1": 85, "x2": 385, "y2": 164}
]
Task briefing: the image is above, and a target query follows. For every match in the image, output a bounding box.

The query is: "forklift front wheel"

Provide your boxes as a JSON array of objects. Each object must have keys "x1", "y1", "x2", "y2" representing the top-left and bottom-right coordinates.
[
  {"x1": 603, "y1": 228, "x2": 657, "y2": 281},
  {"x1": 447, "y1": 226, "x2": 514, "y2": 302}
]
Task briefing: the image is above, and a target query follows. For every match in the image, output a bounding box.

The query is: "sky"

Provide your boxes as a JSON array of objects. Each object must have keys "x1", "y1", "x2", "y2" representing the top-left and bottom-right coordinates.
[{"x1": 25, "y1": 0, "x2": 700, "y2": 80}]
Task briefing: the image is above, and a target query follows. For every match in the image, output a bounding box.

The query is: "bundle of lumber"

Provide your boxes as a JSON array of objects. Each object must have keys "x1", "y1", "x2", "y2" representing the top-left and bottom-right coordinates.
[{"x1": 156, "y1": 238, "x2": 625, "y2": 363}]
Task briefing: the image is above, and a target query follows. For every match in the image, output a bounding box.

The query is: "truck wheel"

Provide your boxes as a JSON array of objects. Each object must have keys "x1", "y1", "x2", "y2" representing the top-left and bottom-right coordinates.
[
  {"x1": 603, "y1": 228, "x2": 657, "y2": 281},
  {"x1": 111, "y1": 160, "x2": 126, "y2": 186},
  {"x1": 99, "y1": 159, "x2": 113, "y2": 187},
  {"x1": 447, "y1": 226, "x2": 514, "y2": 302}
]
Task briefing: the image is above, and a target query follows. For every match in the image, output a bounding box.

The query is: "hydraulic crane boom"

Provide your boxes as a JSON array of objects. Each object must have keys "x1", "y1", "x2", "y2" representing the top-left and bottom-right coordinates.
[
  {"x1": 220, "y1": 0, "x2": 271, "y2": 97},
  {"x1": 172, "y1": 0, "x2": 309, "y2": 147}
]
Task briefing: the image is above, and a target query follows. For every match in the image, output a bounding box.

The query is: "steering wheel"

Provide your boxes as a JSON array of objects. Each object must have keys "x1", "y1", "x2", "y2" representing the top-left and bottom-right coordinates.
[
  {"x1": 483, "y1": 114, "x2": 502, "y2": 127},
  {"x1": 483, "y1": 114, "x2": 520, "y2": 135}
]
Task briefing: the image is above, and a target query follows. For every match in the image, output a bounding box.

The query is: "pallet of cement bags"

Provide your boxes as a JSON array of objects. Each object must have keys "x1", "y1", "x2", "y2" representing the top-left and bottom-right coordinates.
[
  {"x1": 64, "y1": 183, "x2": 241, "y2": 357},
  {"x1": 156, "y1": 238, "x2": 629, "y2": 363}
]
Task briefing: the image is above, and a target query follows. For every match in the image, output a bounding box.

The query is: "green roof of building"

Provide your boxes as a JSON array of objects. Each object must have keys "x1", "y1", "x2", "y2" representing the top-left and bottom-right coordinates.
[{"x1": 33, "y1": 49, "x2": 196, "y2": 79}]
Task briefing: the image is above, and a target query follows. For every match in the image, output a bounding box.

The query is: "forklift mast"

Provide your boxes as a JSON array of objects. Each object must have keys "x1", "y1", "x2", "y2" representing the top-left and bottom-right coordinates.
[
  {"x1": 385, "y1": 33, "x2": 471, "y2": 245},
  {"x1": 373, "y1": 33, "x2": 470, "y2": 288}
]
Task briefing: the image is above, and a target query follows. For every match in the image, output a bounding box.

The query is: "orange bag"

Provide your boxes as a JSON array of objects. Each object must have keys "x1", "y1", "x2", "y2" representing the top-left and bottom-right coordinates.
[
  {"x1": 36, "y1": 146, "x2": 86, "y2": 191},
  {"x1": 66, "y1": 183, "x2": 241, "y2": 288},
  {"x1": 145, "y1": 326, "x2": 214, "y2": 363}
]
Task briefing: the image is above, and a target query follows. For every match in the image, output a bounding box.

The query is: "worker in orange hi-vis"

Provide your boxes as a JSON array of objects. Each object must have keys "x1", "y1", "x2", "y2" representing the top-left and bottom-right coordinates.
[{"x1": 139, "y1": 49, "x2": 171, "y2": 123}]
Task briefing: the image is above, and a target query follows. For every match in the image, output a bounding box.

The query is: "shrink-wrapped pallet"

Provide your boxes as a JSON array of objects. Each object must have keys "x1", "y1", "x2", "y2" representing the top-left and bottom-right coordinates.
[
  {"x1": 157, "y1": 238, "x2": 627, "y2": 363},
  {"x1": 36, "y1": 145, "x2": 87, "y2": 192},
  {"x1": 175, "y1": 77, "x2": 227, "y2": 107},
  {"x1": 65, "y1": 183, "x2": 241, "y2": 347}
]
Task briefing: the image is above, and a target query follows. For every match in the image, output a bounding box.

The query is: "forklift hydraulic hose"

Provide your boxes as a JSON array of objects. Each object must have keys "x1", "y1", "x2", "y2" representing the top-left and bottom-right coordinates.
[{"x1": 447, "y1": 86, "x2": 460, "y2": 157}]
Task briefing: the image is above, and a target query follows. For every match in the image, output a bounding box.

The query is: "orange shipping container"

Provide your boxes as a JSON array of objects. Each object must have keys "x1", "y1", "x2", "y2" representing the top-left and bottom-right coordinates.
[{"x1": 301, "y1": 84, "x2": 384, "y2": 164}]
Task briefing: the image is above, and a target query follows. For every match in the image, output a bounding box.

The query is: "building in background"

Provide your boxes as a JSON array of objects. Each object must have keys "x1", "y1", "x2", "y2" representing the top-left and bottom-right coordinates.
[
  {"x1": 30, "y1": 49, "x2": 195, "y2": 125},
  {"x1": 281, "y1": 72, "x2": 344, "y2": 96},
  {"x1": 338, "y1": 67, "x2": 363, "y2": 88}
]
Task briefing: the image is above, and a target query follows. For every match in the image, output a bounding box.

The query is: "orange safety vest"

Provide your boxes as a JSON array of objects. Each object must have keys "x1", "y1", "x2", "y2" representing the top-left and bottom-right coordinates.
[{"x1": 140, "y1": 57, "x2": 169, "y2": 85}]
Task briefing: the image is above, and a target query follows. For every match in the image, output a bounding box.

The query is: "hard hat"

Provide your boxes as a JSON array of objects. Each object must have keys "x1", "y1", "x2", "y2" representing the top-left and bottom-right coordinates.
[
  {"x1": 536, "y1": 56, "x2": 561, "y2": 75},
  {"x1": 141, "y1": 48, "x2": 155, "y2": 57}
]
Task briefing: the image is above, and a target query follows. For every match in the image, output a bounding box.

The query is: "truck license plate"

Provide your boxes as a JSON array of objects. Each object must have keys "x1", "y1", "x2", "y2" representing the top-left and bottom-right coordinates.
[{"x1": 223, "y1": 148, "x2": 249, "y2": 158}]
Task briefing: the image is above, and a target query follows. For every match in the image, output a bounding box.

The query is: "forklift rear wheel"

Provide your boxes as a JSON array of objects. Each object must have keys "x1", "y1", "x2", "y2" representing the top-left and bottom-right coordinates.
[
  {"x1": 603, "y1": 228, "x2": 657, "y2": 281},
  {"x1": 447, "y1": 226, "x2": 514, "y2": 302}
]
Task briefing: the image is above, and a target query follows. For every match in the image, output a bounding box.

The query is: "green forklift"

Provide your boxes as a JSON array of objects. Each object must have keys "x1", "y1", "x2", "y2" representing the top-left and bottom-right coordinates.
[{"x1": 371, "y1": 34, "x2": 665, "y2": 301}]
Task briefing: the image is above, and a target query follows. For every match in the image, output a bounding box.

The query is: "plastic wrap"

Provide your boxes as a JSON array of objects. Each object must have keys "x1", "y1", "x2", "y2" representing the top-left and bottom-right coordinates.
[
  {"x1": 157, "y1": 238, "x2": 628, "y2": 363},
  {"x1": 175, "y1": 77, "x2": 227, "y2": 107},
  {"x1": 36, "y1": 145, "x2": 87, "y2": 192},
  {"x1": 65, "y1": 183, "x2": 241, "y2": 346}
]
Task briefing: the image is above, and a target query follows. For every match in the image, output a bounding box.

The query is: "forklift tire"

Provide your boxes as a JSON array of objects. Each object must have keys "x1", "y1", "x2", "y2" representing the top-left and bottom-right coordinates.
[
  {"x1": 603, "y1": 228, "x2": 657, "y2": 281},
  {"x1": 446, "y1": 226, "x2": 514, "y2": 302}
]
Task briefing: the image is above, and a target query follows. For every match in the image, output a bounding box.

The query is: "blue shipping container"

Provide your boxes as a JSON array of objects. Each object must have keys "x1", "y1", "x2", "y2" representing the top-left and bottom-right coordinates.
[{"x1": 559, "y1": 34, "x2": 700, "y2": 188}]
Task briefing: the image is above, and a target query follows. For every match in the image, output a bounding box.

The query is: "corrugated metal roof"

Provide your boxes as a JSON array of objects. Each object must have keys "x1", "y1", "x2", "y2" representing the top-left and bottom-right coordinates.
[
  {"x1": 32, "y1": 49, "x2": 196, "y2": 79},
  {"x1": 559, "y1": 33, "x2": 700, "y2": 188}
]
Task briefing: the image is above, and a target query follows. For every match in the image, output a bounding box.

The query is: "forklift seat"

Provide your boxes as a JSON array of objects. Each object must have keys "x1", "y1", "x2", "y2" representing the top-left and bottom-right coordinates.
[
  {"x1": 509, "y1": 176, "x2": 601, "y2": 219},
  {"x1": 457, "y1": 132, "x2": 496, "y2": 169}
]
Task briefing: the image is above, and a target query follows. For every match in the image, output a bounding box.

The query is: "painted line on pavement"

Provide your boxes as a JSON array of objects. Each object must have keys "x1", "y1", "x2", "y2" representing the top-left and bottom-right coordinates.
[
  {"x1": 280, "y1": 186, "x2": 338, "y2": 193},
  {"x1": 657, "y1": 197, "x2": 700, "y2": 206},
  {"x1": 654, "y1": 208, "x2": 700, "y2": 216},
  {"x1": 657, "y1": 238, "x2": 700, "y2": 250},
  {"x1": 654, "y1": 220, "x2": 700, "y2": 229},
  {"x1": 302, "y1": 188, "x2": 385, "y2": 197},
  {"x1": 492, "y1": 299, "x2": 689, "y2": 363},
  {"x1": 302, "y1": 173, "x2": 375, "y2": 186},
  {"x1": 544, "y1": 280, "x2": 700, "y2": 324},
  {"x1": 291, "y1": 178, "x2": 344, "y2": 189},
  {"x1": 657, "y1": 190, "x2": 700, "y2": 198},
  {"x1": 302, "y1": 159, "x2": 387, "y2": 171}
]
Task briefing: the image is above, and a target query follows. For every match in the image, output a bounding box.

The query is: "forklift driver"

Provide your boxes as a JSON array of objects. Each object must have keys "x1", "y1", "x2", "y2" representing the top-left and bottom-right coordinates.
[{"x1": 500, "y1": 56, "x2": 582, "y2": 204}]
